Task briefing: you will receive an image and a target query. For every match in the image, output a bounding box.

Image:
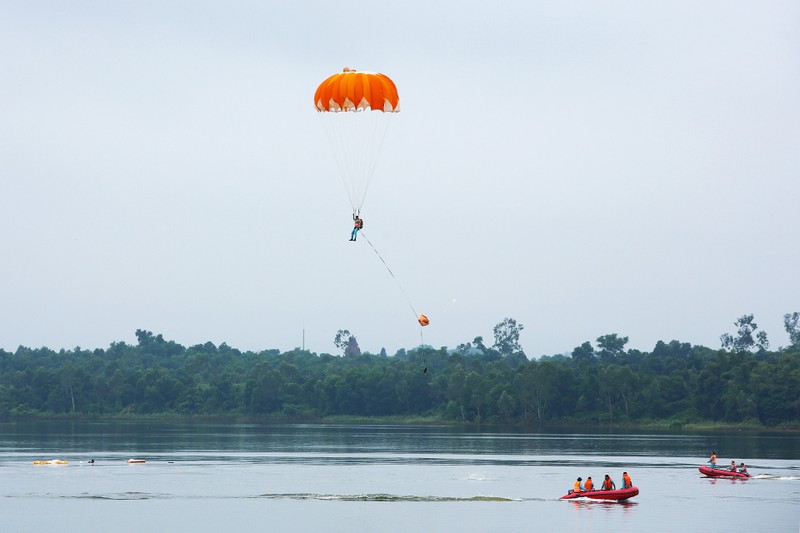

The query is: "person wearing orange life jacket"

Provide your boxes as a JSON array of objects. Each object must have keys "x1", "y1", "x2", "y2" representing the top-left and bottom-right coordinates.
[
  {"x1": 571, "y1": 477, "x2": 584, "y2": 494},
  {"x1": 584, "y1": 477, "x2": 594, "y2": 491},
  {"x1": 708, "y1": 451, "x2": 717, "y2": 469},
  {"x1": 349, "y1": 213, "x2": 364, "y2": 241},
  {"x1": 621, "y1": 472, "x2": 632, "y2": 489},
  {"x1": 601, "y1": 474, "x2": 616, "y2": 490},
  {"x1": 738, "y1": 463, "x2": 748, "y2": 475},
  {"x1": 728, "y1": 461, "x2": 737, "y2": 472}
]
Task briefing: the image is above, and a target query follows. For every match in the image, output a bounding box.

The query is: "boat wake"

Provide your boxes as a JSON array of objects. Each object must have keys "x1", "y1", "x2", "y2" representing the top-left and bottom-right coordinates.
[
  {"x1": 754, "y1": 474, "x2": 800, "y2": 481},
  {"x1": 66, "y1": 492, "x2": 168, "y2": 500}
]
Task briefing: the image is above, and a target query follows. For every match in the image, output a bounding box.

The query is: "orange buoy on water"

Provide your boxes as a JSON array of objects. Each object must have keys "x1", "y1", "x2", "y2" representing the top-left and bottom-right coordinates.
[
  {"x1": 127, "y1": 459, "x2": 146, "y2": 464},
  {"x1": 417, "y1": 313, "x2": 430, "y2": 326}
]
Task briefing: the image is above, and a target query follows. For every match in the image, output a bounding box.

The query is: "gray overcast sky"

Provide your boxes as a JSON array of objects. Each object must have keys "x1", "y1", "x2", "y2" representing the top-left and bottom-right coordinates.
[{"x1": 1, "y1": 1, "x2": 798, "y2": 356}]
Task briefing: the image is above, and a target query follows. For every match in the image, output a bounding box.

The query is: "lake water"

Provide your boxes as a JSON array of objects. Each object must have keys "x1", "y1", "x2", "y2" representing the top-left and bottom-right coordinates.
[{"x1": 0, "y1": 421, "x2": 798, "y2": 532}]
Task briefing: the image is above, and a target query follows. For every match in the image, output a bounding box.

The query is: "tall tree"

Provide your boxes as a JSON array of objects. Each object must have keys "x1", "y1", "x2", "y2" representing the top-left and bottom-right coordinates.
[
  {"x1": 596, "y1": 334, "x2": 629, "y2": 362},
  {"x1": 472, "y1": 336, "x2": 487, "y2": 353},
  {"x1": 720, "y1": 314, "x2": 769, "y2": 352},
  {"x1": 333, "y1": 329, "x2": 355, "y2": 355},
  {"x1": 493, "y1": 318, "x2": 524, "y2": 357},
  {"x1": 784, "y1": 312, "x2": 800, "y2": 347}
]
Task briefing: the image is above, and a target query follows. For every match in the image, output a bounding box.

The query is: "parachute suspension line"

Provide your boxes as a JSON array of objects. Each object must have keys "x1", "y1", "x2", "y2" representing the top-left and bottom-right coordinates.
[
  {"x1": 318, "y1": 113, "x2": 358, "y2": 211},
  {"x1": 359, "y1": 231, "x2": 417, "y2": 315},
  {"x1": 317, "y1": 110, "x2": 393, "y2": 214},
  {"x1": 360, "y1": 113, "x2": 392, "y2": 212},
  {"x1": 359, "y1": 231, "x2": 425, "y2": 349}
]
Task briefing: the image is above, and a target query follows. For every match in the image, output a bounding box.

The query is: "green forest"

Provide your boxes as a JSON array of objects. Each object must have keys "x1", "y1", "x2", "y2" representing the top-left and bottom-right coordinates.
[{"x1": 1, "y1": 313, "x2": 799, "y2": 428}]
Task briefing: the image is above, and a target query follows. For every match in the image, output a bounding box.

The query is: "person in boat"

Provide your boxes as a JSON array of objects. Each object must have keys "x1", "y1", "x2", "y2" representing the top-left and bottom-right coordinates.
[
  {"x1": 708, "y1": 451, "x2": 717, "y2": 469},
  {"x1": 621, "y1": 471, "x2": 632, "y2": 488},
  {"x1": 728, "y1": 460, "x2": 737, "y2": 472},
  {"x1": 584, "y1": 476, "x2": 594, "y2": 491},
  {"x1": 738, "y1": 463, "x2": 747, "y2": 475},
  {"x1": 349, "y1": 213, "x2": 363, "y2": 241},
  {"x1": 601, "y1": 474, "x2": 616, "y2": 490},
  {"x1": 570, "y1": 477, "x2": 584, "y2": 494}
]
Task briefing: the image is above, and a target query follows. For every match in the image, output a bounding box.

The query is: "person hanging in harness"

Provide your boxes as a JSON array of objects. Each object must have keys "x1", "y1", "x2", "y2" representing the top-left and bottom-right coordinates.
[{"x1": 349, "y1": 213, "x2": 363, "y2": 241}]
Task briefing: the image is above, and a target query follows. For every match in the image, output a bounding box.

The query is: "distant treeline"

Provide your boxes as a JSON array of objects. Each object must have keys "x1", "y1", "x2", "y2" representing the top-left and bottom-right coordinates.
[{"x1": 1, "y1": 320, "x2": 799, "y2": 427}]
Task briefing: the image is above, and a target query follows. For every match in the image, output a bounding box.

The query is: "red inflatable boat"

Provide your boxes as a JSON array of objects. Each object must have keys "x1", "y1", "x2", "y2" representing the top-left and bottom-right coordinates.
[
  {"x1": 560, "y1": 487, "x2": 639, "y2": 501},
  {"x1": 699, "y1": 466, "x2": 751, "y2": 479}
]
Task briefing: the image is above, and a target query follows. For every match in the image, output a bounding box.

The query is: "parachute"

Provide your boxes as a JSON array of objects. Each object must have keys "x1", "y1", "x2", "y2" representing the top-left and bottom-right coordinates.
[
  {"x1": 315, "y1": 68, "x2": 428, "y2": 332},
  {"x1": 314, "y1": 68, "x2": 399, "y2": 214}
]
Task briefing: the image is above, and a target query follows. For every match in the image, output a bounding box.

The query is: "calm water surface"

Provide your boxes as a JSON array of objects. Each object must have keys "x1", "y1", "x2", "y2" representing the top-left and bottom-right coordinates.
[{"x1": 0, "y1": 422, "x2": 797, "y2": 532}]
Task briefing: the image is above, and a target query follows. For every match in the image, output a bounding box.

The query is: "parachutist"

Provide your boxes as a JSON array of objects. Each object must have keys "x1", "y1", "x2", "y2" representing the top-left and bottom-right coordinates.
[
  {"x1": 350, "y1": 213, "x2": 363, "y2": 241},
  {"x1": 422, "y1": 367, "x2": 427, "y2": 374}
]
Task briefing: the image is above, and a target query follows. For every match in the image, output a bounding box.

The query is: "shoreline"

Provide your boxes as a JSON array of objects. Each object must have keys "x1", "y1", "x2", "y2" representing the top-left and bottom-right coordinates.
[{"x1": 2, "y1": 414, "x2": 798, "y2": 432}]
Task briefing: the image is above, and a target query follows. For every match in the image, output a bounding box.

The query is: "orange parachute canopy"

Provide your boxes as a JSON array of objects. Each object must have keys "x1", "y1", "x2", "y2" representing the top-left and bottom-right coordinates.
[
  {"x1": 417, "y1": 314, "x2": 430, "y2": 327},
  {"x1": 314, "y1": 67, "x2": 400, "y2": 212},
  {"x1": 314, "y1": 68, "x2": 400, "y2": 112}
]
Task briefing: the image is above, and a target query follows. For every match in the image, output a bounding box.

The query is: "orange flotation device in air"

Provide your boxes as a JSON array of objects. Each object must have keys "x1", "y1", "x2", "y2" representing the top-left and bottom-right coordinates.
[{"x1": 417, "y1": 314, "x2": 430, "y2": 326}]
